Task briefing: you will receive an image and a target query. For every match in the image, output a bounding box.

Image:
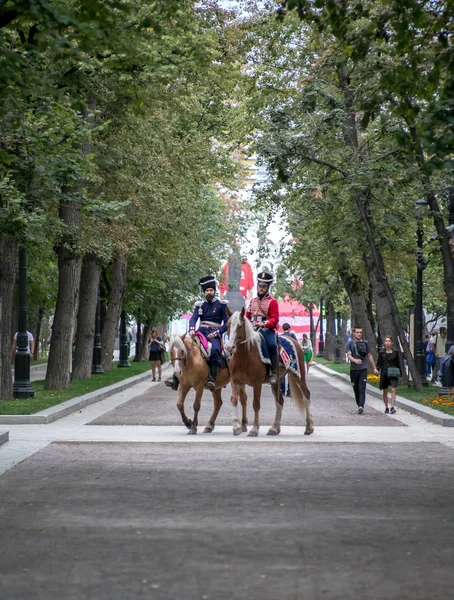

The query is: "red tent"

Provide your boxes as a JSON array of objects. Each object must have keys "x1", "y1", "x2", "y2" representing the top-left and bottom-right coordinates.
[{"x1": 277, "y1": 296, "x2": 320, "y2": 350}]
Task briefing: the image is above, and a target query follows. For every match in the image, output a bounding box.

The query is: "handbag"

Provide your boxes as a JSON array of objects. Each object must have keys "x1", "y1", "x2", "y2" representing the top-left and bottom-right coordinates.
[
  {"x1": 427, "y1": 351, "x2": 436, "y2": 366},
  {"x1": 387, "y1": 366, "x2": 401, "y2": 378}
]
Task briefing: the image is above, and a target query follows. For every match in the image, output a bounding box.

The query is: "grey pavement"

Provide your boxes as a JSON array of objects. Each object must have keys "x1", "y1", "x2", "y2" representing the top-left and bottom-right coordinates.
[{"x1": 1, "y1": 365, "x2": 454, "y2": 600}]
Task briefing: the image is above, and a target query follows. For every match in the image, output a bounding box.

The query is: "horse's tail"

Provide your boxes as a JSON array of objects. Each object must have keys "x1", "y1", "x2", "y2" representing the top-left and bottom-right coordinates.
[{"x1": 287, "y1": 341, "x2": 311, "y2": 415}]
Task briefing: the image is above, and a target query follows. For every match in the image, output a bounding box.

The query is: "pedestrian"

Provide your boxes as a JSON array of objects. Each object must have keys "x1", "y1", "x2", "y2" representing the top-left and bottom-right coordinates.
[
  {"x1": 148, "y1": 328, "x2": 165, "y2": 382},
  {"x1": 281, "y1": 323, "x2": 297, "y2": 396},
  {"x1": 346, "y1": 326, "x2": 378, "y2": 414},
  {"x1": 431, "y1": 327, "x2": 447, "y2": 383},
  {"x1": 377, "y1": 336, "x2": 402, "y2": 414},
  {"x1": 301, "y1": 333, "x2": 313, "y2": 374},
  {"x1": 11, "y1": 330, "x2": 35, "y2": 361},
  {"x1": 437, "y1": 346, "x2": 454, "y2": 393},
  {"x1": 424, "y1": 333, "x2": 435, "y2": 380}
]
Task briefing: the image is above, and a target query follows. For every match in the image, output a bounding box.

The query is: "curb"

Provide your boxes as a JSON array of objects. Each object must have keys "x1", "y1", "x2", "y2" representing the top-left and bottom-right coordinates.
[
  {"x1": 0, "y1": 370, "x2": 154, "y2": 425},
  {"x1": 0, "y1": 430, "x2": 9, "y2": 446},
  {"x1": 314, "y1": 363, "x2": 454, "y2": 427}
]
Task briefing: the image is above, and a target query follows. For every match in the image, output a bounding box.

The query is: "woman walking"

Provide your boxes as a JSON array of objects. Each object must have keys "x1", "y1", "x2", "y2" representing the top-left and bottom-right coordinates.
[
  {"x1": 301, "y1": 333, "x2": 313, "y2": 374},
  {"x1": 148, "y1": 328, "x2": 165, "y2": 381},
  {"x1": 377, "y1": 336, "x2": 402, "y2": 414}
]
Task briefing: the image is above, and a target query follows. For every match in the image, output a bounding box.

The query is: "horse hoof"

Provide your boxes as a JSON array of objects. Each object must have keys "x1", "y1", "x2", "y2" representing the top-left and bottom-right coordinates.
[
  {"x1": 233, "y1": 427, "x2": 243, "y2": 437},
  {"x1": 247, "y1": 430, "x2": 258, "y2": 438},
  {"x1": 187, "y1": 428, "x2": 197, "y2": 435},
  {"x1": 203, "y1": 426, "x2": 213, "y2": 434},
  {"x1": 304, "y1": 428, "x2": 314, "y2": 436},
  {"x1": 267, "y1": 428, "x2": 280, "y2": 436},
  {"x1": 184, "y1": 421, "x2": 192, "y2": 430},
  {"x1": 242, "y1": 425, "x2": 248, "y2": 432}
]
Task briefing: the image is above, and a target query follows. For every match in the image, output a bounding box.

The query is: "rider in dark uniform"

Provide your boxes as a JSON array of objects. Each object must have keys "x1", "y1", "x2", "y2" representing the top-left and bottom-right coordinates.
[{"x1": 165, "y1": 275, "x2": 229, "y2": 391}]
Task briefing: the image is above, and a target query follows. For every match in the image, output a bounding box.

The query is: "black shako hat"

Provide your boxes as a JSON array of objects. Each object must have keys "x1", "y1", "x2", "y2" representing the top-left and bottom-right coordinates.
[
  {"x1": 257, "y1": 271, "x2": 274, "y2": 286},
  {"x1": 199, "y1": 275, "x2": 217, "y2": 291}
]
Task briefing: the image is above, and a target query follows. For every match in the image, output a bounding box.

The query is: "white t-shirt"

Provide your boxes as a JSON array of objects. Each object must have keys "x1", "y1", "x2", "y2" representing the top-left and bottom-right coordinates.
[{"x1": 14, "y1": 331, "x2": 34, "y2": 352}]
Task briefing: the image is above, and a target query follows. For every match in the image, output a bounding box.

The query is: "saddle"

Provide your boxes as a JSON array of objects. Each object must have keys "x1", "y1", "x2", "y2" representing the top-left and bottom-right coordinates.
[{"x1": 193, "y1": 332, "x2": 212, "y2": 360}]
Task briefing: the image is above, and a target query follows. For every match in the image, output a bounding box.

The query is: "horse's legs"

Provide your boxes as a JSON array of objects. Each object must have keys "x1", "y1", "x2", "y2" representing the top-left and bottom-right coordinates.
[
  {"x1": 267, "y1": 380, "x2": 284, "y2": 436},
  {"x1": 230, "y1": 382, "x2": 244, "y2": 436},
  {"x1": 239, "y1": 387, "x2": 248, "y2": 432},
  {"x1": 188, "y1": 386, "x2": 203, "y2": 435},
  {"x1": 204, "y1": 389, "x2": 222, "y2": 433},
  {"x1": 248, "y1": 383, "x2": 262, "y2": 437},
  {"x1": 302, "y1": 384, "x2": 314, "y2": 435},
  {"x1": 177, "y1": 385, "x2": 192, "y2": 429}
]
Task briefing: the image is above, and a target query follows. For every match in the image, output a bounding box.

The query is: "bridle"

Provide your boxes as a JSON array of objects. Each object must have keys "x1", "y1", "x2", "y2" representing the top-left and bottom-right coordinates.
[{"x1": 170, "y1": 339, "x2": 195, "y2": 368}]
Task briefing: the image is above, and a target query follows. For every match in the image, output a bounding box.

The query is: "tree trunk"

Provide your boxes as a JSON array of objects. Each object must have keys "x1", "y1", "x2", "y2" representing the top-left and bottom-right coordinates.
[
  {"x1": 337, "y1": 65, "x2": 422, "y2": 389},
  {"x1": 0, "y1": 234, "x2": 18, "y2": 401},
  {"x1": 338, "y1": 254, "x2": 377, "y2": 359},
  {"x1": 141, "y1": 320, "x2": 152, "y2": 361},
  {"x1": 72, "y1": 254, "x2": 102, "y2": 379},
  {"x1": 101, "y1": 253, "x2": 127, "y2": 371},
  {"x1": 44, "y1": 199, "x2": 82, "y2": 390},
  {"x1": 325, "y1": 301, "x2": 336, "y2": 361},
  {"x1": 33, "y1": 306, "x2": 44, "y2": 360}
]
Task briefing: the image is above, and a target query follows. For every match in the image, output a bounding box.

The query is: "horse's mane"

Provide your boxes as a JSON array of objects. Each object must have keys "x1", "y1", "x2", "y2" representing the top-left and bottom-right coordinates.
[
  {"x1": 170, "y1": 334, "x2": 187, "y2": 356},
  {"x1": 229, "y1": 311, "x2": 261, "y2": 350}
]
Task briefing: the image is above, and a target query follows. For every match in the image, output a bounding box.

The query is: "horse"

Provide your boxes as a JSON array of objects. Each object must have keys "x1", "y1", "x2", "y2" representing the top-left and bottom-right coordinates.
[
  {"x1": 168, "y1": 334, "x2": 248, "y2": 435},
  {"x1": 227, "y1": 308, "x2": 314, "y2": 437}
]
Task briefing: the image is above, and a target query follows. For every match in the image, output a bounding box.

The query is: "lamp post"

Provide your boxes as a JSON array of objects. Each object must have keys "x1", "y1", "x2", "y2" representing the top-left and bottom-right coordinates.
[
  {"x1": 317, "y1": 298, "x2": 325, "y2": 357},
  {"x1": 91, "y1": 294, "x2": 104, "y2": 374},
  {"x1": 334, "y1": 311, "x2": 342, "y2": 363},
  {"x1": 446, "y1": 186, "x2": 454, "y2": 353},
  {"x1": 118, "y1": 309, "x2": 131, "y2": 367},
  {"x1": 414, "y1": 198, "x2": 428, "y2": 387},
  {"x1": 134, "y1": 322, "x2": 143, "y2": 362},
  {"x1": 13, "y1": 246, "x2": 34, "y2": 398}
]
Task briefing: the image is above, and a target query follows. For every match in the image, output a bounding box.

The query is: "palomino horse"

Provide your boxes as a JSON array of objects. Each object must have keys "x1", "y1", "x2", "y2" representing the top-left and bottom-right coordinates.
[
  {"x1": 227, "y1": 309, "x2": 314, "y2": 437},
  {"x1": 169, "y1": 334, "x2": 248, "y2": 435}
]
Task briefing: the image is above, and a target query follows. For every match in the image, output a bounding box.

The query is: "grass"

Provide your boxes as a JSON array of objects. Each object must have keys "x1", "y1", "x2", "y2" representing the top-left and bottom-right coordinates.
[
  {"x1": 314, "y1": 357, "x2": 454, "y2": 416},
  {"x1": 1, "y1": 360, "x2": 152, "y2": 415}
]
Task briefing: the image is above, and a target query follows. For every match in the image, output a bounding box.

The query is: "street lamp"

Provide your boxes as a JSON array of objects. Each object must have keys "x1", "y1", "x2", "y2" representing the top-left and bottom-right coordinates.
[
  {"x1": 13, "y1": 246, "x2": 34, "y2": 398},
  {"x1": 133, "y1": 321, "x2": 143, "y2": 362},
  {"x1": 91, "y1": 292, "x2": 104, "y2": 374},
  {"x1": 414, "y1": 198, "x2": 429, "y2": 387},
  {"x1": 446, "y1": 186, "x2": 454, "y2": 353},
  {"x1": 334, "y1": 311, "x2": 342, "y2": 363},
  {"x1": 118, "y1": 309, "x2": 131, "y2": 368},
  {"x1": 317, "y1": 297, "x2": 325, "y2": 357}
]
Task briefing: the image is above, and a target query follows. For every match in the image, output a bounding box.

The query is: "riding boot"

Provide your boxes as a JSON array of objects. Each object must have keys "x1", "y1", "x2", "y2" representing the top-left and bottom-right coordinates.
[
  {"x1": 205, "y1": 364, "x2": 218, "y2": 391},
  {"x1": 269, "y1": 353, "x2": 279, "y2": 385},
  {"x1": 164, "y1": 374, "x2": 179, "y2": 391}
]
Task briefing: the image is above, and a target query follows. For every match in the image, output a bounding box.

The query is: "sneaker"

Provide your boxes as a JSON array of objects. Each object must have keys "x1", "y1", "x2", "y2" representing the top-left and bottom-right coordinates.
[
  {"x1": 384, "y1": 408, "x2": 389, "y2": 414},
  {"x1": 152, "y1": 377, "x2": 156, "y2": 382},
  {"x1": 158, "y1": 377, "x2": 161, "y2": 382},
  {"x1": 357, "y1": 406, "x2": 364, "y2": 414},
  {"x1": 390, "y1": 407, "x2": 396, "y2": 414}
]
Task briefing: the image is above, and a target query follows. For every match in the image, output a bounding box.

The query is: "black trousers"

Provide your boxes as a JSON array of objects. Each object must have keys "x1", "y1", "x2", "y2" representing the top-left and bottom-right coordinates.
[{"x1": 350, "y1": 368, "x2": 367, "y2": 407}]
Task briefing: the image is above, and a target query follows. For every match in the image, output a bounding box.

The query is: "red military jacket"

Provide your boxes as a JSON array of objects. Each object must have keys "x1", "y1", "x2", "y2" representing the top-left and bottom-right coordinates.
[{"x1": 246, "y1": 294, "x2": 279, "y2": 330}]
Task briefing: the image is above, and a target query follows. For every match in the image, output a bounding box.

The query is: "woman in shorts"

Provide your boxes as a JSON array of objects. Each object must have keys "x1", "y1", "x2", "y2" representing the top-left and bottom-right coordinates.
[
  {"x1": 377, "y1": 336, "x2": 402, "y2": 414},
  {"x1": 148, "y1": 328, "x2": 165, "y2": 382}
]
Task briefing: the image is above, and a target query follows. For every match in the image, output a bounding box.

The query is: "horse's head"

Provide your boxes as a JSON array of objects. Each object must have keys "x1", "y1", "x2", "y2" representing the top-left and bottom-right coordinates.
[
  {"x1": 227, "y1": 308, "x2": 259, "y2": 351},
  {"x1": 169, "y1": 335, "x2": 188, "y2": 376}
]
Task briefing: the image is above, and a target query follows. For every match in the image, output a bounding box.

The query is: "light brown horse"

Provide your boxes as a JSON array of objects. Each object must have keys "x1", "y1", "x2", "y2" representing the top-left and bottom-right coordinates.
[
  {"x1": 227, "y1": 309, "x2": 314, "y2": 437},
  {"x1": 169, "y1": 334, "x2": 248, "y2": 435}
]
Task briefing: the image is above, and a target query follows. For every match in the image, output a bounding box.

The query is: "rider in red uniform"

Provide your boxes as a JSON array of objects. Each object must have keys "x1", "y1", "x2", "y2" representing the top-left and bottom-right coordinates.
[{"x1": 245, "y1": 271, "x2": 279, "y2": 384}]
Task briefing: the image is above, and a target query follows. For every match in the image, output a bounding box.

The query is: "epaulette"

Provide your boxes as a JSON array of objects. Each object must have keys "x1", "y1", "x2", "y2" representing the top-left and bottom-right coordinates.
[
  {"x1": 194, "y1": 300, "x2": 203, "y2": 307},
  {"x1": 219, "y1": 299, "x2": 229, "y2": 304}
]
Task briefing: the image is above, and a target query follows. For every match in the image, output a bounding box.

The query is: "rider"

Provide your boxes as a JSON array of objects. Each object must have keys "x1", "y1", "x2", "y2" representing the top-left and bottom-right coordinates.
[
  {"x1": 165, "y1": 275, "x2": 229, "y2": 391},
  {"x1": 245, "y1": 271, "x2": 279, "y2": 384}
]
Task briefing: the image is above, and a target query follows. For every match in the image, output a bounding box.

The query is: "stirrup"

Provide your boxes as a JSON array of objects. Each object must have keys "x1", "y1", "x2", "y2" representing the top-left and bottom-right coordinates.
[{"x1": 204, "y1": 378, "x2": 216, "y2": 391}]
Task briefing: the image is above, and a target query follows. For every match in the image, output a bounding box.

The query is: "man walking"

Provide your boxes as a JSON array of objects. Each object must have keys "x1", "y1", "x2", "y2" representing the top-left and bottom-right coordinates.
[{"x1": 346, "y1": 326, "x2": 378, "y2": 414}]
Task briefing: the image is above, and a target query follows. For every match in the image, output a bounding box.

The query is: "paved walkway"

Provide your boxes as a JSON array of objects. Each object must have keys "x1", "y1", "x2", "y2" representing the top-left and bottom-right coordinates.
[{"x1": 1, "y1": 366, "x2": 454, "y2": 599}]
